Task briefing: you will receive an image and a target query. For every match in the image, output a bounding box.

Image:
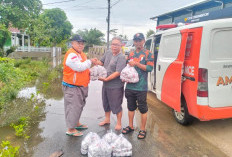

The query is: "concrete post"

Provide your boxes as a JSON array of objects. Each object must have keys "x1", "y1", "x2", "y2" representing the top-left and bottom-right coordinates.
[
  {"x1": 22, "y1": 34, "x2": 25, "y2": 52},
  {"x1": 28, "y1": 35, "x2": 31, "y2": 52},
  {"x1": 14, "y1": 34, "x2": 17, "y2": 46}
]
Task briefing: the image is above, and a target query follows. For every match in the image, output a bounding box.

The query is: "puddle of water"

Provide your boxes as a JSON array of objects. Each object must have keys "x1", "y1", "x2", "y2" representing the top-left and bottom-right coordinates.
[
  {"x1": 0, "y1": 95, "x2": 46, "y2": 156},
  {"x1": 17, "y1": 87, "x2": 42, "y2": 99},
  {"x1": 0, "y1": 68, "x2": 63, "y2": 156}
]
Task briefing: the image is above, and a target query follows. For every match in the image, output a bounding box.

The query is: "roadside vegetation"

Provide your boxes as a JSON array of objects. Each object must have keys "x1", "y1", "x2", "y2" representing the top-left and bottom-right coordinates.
[
  {"x1": 0, "y1": 140, "x2": 19, "y2": 157},
  {"x1": 0, "y1": 57, "x2": 63, "y2": 125},
  {"x1": 0, "y1": 0, "x2": 105, "y2": 156},
  {"x1": 0, "y1": 57, "x2": 63, "y2": 156},
  {"x1": 0, "y1": 57, "x2": 48, "y2": 112}
]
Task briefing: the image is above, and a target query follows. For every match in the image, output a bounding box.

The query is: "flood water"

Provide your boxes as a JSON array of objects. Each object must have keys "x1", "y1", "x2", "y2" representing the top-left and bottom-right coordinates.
[{"x1": 0, "y1": 70, "x2": 231, "y2": 157}]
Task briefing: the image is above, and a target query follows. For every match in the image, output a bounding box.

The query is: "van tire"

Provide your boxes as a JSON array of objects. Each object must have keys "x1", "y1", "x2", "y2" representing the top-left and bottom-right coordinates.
[{"x1": 173, "y1": 100, "x2": 193, "y2": 125}]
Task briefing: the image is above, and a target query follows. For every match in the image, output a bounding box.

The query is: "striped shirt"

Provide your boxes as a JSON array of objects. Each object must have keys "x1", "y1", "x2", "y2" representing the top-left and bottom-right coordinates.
[{"x1": 126, "y1": 49, "x2": 154, "y2": 91}]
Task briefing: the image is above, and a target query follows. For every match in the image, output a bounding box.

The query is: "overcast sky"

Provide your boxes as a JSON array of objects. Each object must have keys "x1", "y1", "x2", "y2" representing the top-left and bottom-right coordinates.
[{"x1": 41, "y1": 0, "x2": 201, "y2": 40}]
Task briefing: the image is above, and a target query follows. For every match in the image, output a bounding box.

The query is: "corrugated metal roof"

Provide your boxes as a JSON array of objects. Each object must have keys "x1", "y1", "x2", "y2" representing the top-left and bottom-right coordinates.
[{"x1": 8, "y1": 27, "x2": 20, "y2": 33}]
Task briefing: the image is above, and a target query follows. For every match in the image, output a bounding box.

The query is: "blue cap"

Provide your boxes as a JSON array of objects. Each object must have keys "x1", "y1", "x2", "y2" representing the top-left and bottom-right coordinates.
[
  {"x1": 133, "y1": 33, "x2": 145, "y2": 41},
  {"x1": 71, "y1": 34, "x2": 86, "y2": 42}
]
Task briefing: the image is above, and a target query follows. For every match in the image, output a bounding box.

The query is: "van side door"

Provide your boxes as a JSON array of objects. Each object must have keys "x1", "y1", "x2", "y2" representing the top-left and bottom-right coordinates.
[{"x1": 156, "y1": 29, "x2": 188, "y2": 112}]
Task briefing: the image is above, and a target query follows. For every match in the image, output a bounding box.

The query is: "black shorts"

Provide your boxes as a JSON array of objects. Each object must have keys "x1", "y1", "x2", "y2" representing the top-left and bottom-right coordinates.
[{"x1": 125, "y1": 89, "x2": 148, "y2": 114}]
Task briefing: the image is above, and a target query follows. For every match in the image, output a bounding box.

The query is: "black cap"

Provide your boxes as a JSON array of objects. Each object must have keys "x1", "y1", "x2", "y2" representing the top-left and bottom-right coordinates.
[
  {"x1": 70, "y1": 34, "x2": 86, "y2": 42},
  {"x1": 133, "y1": 33, "x2": 145, "y2": 41}
]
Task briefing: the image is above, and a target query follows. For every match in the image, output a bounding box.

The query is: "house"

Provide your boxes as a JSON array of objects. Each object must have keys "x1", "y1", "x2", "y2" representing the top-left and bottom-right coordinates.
[{"x1": 4, "y1": 27, "x2": 30, "y2": 51}]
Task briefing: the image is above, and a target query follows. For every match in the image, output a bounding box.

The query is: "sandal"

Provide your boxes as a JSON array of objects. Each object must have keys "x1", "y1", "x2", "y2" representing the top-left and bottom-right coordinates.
[
  {"x1": 66, "y1": 131, "x2": 83, "y2": 137},
  {"x1": 122, "y1": 126, "x2": 134, "y2": 134},
  {"x1": 75, "y1": 124, "x2": 88, "y2": 130},
  {"x1": 137, "y1": 130, "x2": 146, "y2": 139}
]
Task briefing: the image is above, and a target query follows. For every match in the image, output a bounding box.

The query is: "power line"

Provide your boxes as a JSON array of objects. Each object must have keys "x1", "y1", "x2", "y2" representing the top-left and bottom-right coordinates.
[
  {"x1": 73, "y1": 6, "x2": 107, "y2": 9},
  {"x1": 111, "y1": 0, "x2": 121, "y2": 8},
  {"x1": 64, "y1": 7, "x2": 107, "y2": 11},
  {"x1": 107, "y1": 0, "x2": 110, "y2": 49},
  {"x1": 43, "y1": 0, "x2": 77, "y2": 5},
  {"x1": 71, "y1": 0, "x2": 97, "y2": 8},
  {"x1": 63, "y1": 0, "x2": 105, "y2": 10}
]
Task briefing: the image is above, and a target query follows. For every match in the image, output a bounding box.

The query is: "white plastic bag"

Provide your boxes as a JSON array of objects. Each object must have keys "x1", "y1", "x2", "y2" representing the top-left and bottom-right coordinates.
[
  {"x1": 90, "y1": 65, "x2": 107, "y2": 81},
  {"x1": 111, "y1": 134, "x2": 132, "y2": 157},
  {"x1": 81, "y1": 132, "x2": 101, "y2": 155},
  {"x1": 102, "y1": 130, "x2": 119, "y2": 147},
  {"x1": 120, "y1": 64, "x2": 139, "y2": 83},
  {"x1": 88, "y1": 139, "x2": 112, "y2": 157}
]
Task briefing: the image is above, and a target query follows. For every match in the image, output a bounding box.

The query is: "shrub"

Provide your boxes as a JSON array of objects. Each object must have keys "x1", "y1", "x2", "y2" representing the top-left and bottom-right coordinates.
[{"x1": 0, "y1": 141, "x2": 19, "y2": 157}]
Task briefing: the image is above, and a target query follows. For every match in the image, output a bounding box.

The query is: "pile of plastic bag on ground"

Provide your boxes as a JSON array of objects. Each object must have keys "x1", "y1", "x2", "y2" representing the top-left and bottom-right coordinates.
[
  {"x1": 111, "y1": 134, "x2": 132, "y2": 157},
  {"x1": 120, "y1": 64, "x2": 139, "y2": 83},
  {"x1": 90, "y1": 65, "x2": 107, "y2": 81},
  {"x1": 81, "y1": 131, "x2": 132, "y2": 157},
  {"x1": 88, "y1": 139, "x2": 112, "y2": 157},
  {"x1": 81, "y1": 132, "x2": 101, "y2": 155}
]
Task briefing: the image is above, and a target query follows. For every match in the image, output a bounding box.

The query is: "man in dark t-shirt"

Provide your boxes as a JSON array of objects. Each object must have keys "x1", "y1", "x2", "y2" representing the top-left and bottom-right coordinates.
[{"x1": 122, "y1": 33, "x2": 154, "y2": 139}]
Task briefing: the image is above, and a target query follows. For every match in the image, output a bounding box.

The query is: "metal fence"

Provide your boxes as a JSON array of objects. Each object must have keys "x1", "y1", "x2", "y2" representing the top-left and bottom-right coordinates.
[
  {"x1": 3, "y1": 46, "x2": 51, "y2": 52},
  {"x1": 88, "y1": 46, "x2": 107, "y2": 59}
]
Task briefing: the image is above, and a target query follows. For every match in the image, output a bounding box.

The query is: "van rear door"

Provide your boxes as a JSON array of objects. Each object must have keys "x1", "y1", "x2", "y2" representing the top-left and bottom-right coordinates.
[
  {"x1": 156, "y1": 29, "x2": 188, "y2": 112},
  {"x1": 208, "y1": 27, "x2": 232, "y2": 108}
]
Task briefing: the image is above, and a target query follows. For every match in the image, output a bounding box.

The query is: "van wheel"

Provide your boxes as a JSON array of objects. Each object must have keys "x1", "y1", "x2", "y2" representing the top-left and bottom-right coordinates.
[{"x1": 173, "y1": 100, "x2": 193, "y2": 125}]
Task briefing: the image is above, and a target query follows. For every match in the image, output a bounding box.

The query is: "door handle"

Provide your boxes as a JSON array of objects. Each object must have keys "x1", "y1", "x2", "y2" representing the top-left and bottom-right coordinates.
[
  {"x1": 182, "y1": 75, "x2": 195, "y2": 81},
  {"x1": 158, "y1": 65, "x2": 161, "y2": 71}
]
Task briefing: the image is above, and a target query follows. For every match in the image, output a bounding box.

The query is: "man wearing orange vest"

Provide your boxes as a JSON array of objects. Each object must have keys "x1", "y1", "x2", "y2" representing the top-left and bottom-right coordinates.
[{"x1": 62, "y1": 34, "x2": 97, "y2": 136}]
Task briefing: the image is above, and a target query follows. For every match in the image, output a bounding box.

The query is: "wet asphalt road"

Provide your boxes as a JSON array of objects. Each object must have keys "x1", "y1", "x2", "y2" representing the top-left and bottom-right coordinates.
[{"x1": 31, "y1": 80, "x2": 232, "y2": 157}]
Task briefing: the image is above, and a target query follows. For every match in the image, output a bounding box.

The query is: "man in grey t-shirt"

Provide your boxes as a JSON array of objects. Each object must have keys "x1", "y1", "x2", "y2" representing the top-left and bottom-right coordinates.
[{"x1": 96, "y1": 37, "x2": 126, "y2": 130}]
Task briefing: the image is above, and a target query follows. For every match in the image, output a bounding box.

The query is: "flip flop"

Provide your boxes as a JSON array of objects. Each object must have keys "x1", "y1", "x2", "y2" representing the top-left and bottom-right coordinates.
[
  {"x1": 66, "y1": 131, "x2": 83, "y2": 137},
  {"x1": 75, "y1": 124, "x2": 88, "y2": 130}
]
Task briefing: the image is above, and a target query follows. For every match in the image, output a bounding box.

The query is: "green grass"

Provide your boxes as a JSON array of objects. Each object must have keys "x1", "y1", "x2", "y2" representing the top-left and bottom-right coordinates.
[
  {"x1": 0, "y1": 140, "x2": 19, "y2": 157},
  {"x1": 0, "y1": 57, "x2": 49, "y2": 111},
  {"x1": 0, "y1": 57, "x2": 63, "y2": 156}
]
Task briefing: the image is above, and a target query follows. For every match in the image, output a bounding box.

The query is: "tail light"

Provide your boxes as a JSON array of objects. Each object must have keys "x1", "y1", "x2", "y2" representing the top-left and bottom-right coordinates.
[{"x1": 197, "y1": 68, "x2": 208, "y2": 97}]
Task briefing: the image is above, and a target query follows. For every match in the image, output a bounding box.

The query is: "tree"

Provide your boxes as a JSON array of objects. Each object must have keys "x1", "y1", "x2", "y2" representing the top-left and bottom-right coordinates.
[
  {"x1": 109, "y1": 29, "x2": 118, "y2": 37},
  {"x1": 0, "y1": 0, "x2": 42, "y2": 29},
  {"x1": 0, "y1": 0, "x2": 42, "y2": 56},
  {"x1": 146, "y1": 29, "x2": 155, "y2": 38},
  {"x1": 77, "y1": 28, "x2": 105, "y2": 51},
  {"x1": 0, "y1": 24, "x2": 10, "y2": 56},
  {"x1": 29, "y1": 8, "x2": 73, "y2": 47},
  {"x1": 119, "y1": 34, "x2": 128, "y2": 41}
]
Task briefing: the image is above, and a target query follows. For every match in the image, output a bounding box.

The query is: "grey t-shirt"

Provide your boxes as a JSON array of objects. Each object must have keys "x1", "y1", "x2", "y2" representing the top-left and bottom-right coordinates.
[{"x1": 100, "y1": 50, "x2": 126, "y2": 88}]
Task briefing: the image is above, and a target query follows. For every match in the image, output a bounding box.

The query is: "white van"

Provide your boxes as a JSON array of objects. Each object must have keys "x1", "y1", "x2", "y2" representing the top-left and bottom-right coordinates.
[
  {"x1": 146, "y1": 18, "x2": 232, "y2": 125},
  {"x1": 124, "y1": 40, "x2": 135, "y2": 55}
]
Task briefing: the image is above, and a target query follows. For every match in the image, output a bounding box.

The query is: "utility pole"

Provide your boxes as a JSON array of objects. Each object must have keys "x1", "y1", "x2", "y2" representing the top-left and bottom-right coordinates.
[{"x1": 107, "y1": 0, "x2": 110, "y2": 49}]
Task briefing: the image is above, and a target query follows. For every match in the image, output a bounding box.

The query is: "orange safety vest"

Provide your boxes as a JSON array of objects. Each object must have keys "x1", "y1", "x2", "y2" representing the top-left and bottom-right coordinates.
[{"x1": 63, "y1": 48, "x2": 90, "y2": 87}]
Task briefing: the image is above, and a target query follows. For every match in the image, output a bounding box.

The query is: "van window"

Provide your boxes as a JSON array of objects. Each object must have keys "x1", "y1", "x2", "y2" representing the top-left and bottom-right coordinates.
[
  {"x1": 161, "y1": 34, "x2": 181, "y2": 59},
  {"x1": 154, "y1": 35, "x2": 161, "y2": 54},
  {"x1": 185, "y1": 33, "x2": 194, "y2": 60},
  {"x1": 144, "y1": 39, "x2": 152, "y2": 51},
  {"x1": 153, "y1": 35, "x2": 162, "y2": 87},
  {"x1": 211, "y1": 29, "x2": 232, "y2": 59}
]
